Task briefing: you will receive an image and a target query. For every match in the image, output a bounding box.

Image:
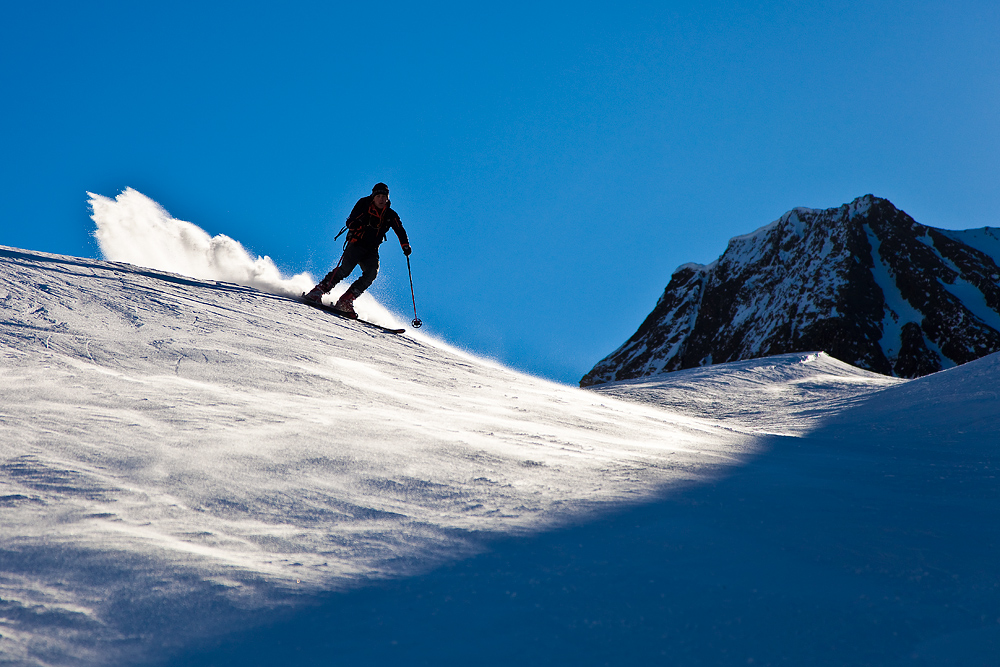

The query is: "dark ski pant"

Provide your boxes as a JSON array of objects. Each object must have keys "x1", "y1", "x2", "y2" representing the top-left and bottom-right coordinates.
[{"x1": 316, "y1": 244, "x2": 379, "y2": 298}]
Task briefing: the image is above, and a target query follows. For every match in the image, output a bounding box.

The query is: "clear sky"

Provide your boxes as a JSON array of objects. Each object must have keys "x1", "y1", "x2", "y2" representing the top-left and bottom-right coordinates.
[{"x1": 3, "y1": 0, "x2": 999, "y2": 383}]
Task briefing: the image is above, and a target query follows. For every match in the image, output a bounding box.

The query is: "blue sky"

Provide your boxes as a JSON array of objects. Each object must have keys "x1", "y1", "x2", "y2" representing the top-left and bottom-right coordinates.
[{"x1": 3, "y1": 0, "x2": 999, "y2": 383}]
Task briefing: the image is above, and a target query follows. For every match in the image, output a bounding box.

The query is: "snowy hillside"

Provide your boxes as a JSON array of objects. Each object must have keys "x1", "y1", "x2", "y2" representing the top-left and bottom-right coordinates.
[
  {"x1": 0, "y1": 244, "x2": 753, "y2": 665},
  {"x1": 2, "y1": 237, "x2": 999, "y2": 666},
  {"x1": 582, "y1": 196, "x2": 1000, "y2": 385}
]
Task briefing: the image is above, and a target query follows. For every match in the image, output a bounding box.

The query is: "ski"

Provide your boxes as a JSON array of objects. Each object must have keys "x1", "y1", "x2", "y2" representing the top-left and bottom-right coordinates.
[{"x1": 300, "y1": 299, "x2": 406, "y2": 334}]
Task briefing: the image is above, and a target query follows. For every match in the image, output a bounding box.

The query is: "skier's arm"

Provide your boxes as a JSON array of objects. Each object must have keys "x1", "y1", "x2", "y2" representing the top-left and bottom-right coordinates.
[{"x1": 392, "y1": 217, "x2": 411, "y2": 256}]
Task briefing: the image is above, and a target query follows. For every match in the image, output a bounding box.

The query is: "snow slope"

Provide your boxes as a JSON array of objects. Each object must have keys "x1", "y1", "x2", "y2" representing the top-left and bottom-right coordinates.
[
  {"x1": 172, "y1": 358, "x2": 1000, "y2": 667},
  {"x1": 0, "y1": 245, "x2": 753, "y2": 665},
  {"x1": 2, "y1": 240, "x2": 999, "y2": 666},
  {"x1": 589, "y1": 351, "x2": 902, "y2": 436}
]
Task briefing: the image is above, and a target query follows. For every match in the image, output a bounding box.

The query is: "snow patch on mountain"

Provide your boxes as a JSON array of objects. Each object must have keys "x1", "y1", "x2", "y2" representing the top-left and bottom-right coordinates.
[
  {"x1": 866, "y1": 225, "x2": 927, "y2": 364},
  {"x1": 932, "y1": 243, "x2": 1000, "y2": 332},
  {"x1": 943, "y1": 226, "x2": 1000, "y2": 265}
]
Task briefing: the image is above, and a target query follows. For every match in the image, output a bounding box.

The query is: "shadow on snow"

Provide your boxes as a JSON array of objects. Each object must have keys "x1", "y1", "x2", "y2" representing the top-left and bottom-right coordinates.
[{"x1": 161, "y1": 391, "x2": 1000, "y2": 667}]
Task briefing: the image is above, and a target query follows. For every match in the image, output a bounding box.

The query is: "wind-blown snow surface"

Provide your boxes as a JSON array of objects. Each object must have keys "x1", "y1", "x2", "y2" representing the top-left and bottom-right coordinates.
[
  {"x1": 2, "y1": 246, "x2": 999, "y2": 666},
  {"x1": 0, "y1": 246, "x2": 750, "y2": 664}
]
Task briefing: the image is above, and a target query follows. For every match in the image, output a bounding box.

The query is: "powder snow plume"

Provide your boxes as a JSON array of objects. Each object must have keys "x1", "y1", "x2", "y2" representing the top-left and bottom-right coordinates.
[
  {"x1": 87, "y1": 188, "x2": 403, "y2": 326},
  {"x1": 88, "y1": 188, "x2": 314, "y2": 297}
]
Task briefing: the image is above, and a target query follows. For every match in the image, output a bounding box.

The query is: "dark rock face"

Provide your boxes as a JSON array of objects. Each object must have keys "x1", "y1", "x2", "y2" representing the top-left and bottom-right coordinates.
[{"x1": 581, "y1": 196, "x2": 1000, "y2": 386}]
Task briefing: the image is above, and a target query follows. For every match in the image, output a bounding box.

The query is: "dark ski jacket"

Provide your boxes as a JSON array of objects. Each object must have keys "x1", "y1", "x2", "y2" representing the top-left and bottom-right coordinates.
[{"x1": 344, "y1": 196, "x2": 409, "y2": 253}]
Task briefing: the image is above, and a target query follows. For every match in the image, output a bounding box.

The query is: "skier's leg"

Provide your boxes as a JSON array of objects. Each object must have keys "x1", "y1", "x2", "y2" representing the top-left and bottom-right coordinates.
[
  {"x1": 334, "y1": 252, "x2": 379, "y2": 316},
  {"x1": 347, "y1": 252, "x2": 380, "y2": 298},
  {"x1": 305, "y1": 247, "x2": 361, "y2": 301}
]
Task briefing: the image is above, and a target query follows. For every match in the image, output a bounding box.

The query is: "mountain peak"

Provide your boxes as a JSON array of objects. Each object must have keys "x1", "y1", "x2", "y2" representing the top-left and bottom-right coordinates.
[{"x1": 582, "y1": 197, "x2": 1000, "y2": 386}]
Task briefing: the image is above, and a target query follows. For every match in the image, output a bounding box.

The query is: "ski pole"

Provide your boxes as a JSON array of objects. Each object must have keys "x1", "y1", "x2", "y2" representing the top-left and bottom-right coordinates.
[{"x1": 406, "y1": 255, "x2": 422, "y2": 328}]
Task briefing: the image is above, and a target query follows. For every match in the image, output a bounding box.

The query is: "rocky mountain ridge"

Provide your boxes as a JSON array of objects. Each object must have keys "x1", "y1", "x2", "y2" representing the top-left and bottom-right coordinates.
[{"x1": 581, "y1": 196, "x2": 1000, "y2": 386}]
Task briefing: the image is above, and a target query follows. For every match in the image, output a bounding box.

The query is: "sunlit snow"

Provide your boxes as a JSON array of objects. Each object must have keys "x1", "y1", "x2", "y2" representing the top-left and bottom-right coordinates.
[{"x1": 0, "y1": 243, "x2": 754, "y2": 664}]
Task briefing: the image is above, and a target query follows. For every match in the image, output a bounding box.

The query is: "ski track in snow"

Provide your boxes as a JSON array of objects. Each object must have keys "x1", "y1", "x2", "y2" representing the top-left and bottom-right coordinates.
[{"x1": 2, "y1": 238, "x2": 1000, "y2": 666}]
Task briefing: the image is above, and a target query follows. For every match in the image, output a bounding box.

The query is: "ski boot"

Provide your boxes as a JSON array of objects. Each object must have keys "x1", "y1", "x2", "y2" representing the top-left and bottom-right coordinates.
[
  {"x1": 333, "y1": 291, "x2": 359, "y2": 318},
  {"x1": 303, "y1": 287, "x2": 324, "y2": 304},
  {"x1": 302, "y1": 286, "x2": 324, "y2": 305}
]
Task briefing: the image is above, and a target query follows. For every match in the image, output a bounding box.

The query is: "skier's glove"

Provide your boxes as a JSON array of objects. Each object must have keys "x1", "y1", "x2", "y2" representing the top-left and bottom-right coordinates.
[{"x1": 402, "y1": 243, "x2": 412, "y2": 256}]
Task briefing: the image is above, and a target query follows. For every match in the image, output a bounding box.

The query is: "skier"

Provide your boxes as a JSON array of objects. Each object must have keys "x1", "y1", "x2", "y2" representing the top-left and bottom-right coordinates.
[{"x1": 303, "y1": 182, "x2": 411, "y2": 317}]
